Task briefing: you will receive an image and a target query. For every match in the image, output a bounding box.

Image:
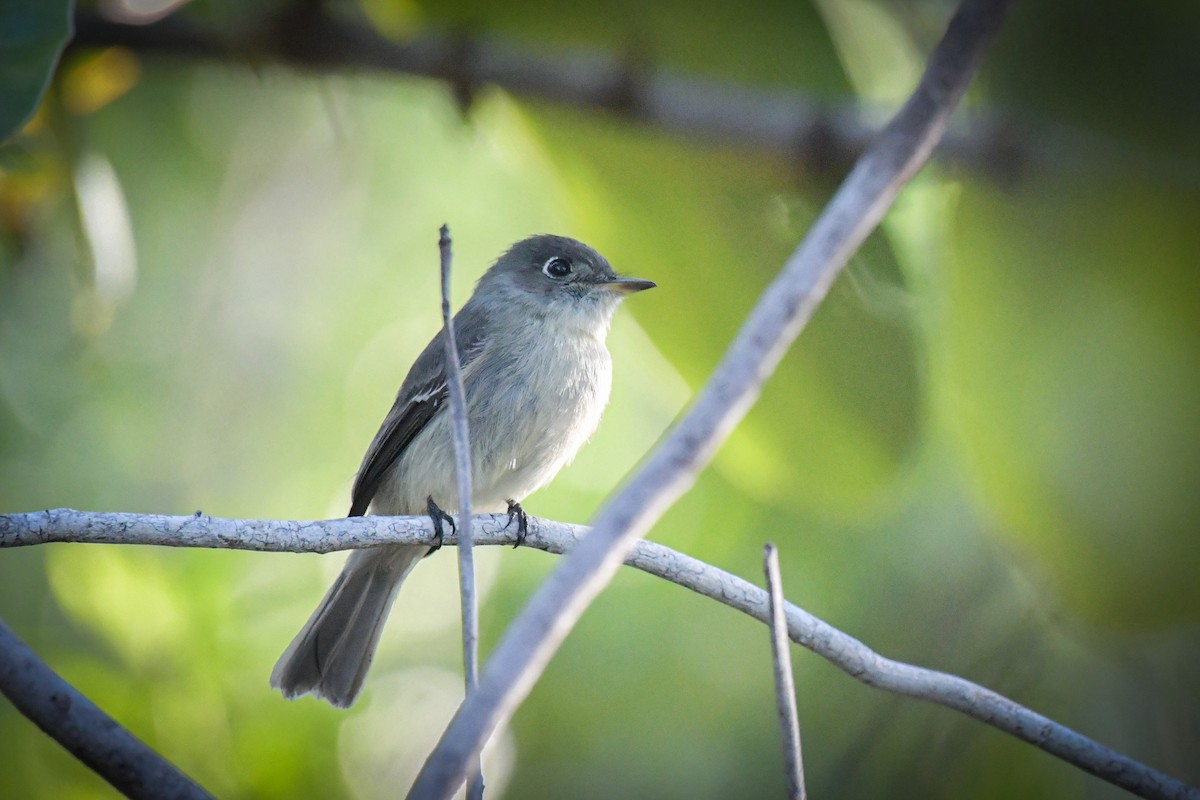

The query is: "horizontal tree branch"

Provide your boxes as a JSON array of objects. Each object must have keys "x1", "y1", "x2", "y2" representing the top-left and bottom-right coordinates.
[
  {"x1": 67, "y1": 7, "x2": 1029, "y2": 179},
  {"x1": 0, "y1": 615, "x2": 212, "y2": 800},
  {"x1": 2, "y1": 509, "x2": 1196, "y2": 800}
]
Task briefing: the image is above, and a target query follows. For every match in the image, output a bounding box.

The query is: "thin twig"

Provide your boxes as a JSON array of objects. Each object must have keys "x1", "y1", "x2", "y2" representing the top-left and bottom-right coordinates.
[
  {"x1": 0, "y1": 617, "x2": 213, "y2": 800},
  {"x1": 2, "y1": 509, "x2": 1196, "y2": 800},
  {"x1": 438, "y1": 224, "x2": 485, "y2": 800},
  {"x1": 764, "y1": 544, "x2": 805, "y2": 800},
  {"x1": 408, "y1": 2, "x2": 1015, "y2": 797}
]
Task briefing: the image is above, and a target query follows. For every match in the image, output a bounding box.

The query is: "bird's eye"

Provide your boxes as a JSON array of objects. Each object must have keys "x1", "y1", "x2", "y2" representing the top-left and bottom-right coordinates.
[{"x1": 542, "y1": 256, "x2": 572, "y2": 279}]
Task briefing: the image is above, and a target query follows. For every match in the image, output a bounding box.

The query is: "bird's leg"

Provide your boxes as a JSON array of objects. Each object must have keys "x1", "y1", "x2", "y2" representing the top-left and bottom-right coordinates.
[
  {"x1": 504, "y1": 499, "x2": 528, "y2": 548},
  {"x1": 425, "y1": 495, "x2": 455, "y2": 555}
]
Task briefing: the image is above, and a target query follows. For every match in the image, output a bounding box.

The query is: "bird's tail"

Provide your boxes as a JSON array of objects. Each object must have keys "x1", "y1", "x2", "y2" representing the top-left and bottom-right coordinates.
[{"x1": 271, "y1": 544, "x2": 427, "y2": 708}]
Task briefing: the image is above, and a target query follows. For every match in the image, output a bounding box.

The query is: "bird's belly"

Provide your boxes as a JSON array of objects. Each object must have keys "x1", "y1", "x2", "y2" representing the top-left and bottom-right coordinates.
[
  {"x1": 377, "y1": 334, "x2": 611, "y2": 515},
  {"x1": 468, "y1": 337, "x2": 611, "y2": 508}
]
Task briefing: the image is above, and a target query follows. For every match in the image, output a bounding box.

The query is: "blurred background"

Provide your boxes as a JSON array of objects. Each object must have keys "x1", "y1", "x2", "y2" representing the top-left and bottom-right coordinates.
[{"x1": 1, "y1": 0, "x2": 1198, "y2": 797}]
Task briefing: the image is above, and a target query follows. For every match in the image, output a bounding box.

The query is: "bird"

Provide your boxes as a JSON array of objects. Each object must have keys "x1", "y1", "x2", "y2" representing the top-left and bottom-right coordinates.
[{"x1": 270, "y1": 234, "x2": 655, "y2": 707}]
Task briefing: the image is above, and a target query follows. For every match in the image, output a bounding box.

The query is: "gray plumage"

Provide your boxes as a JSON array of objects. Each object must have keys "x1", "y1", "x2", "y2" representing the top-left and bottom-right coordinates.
[{"x1": 270, "y1": 234, "x2": 654, "y2": 707}]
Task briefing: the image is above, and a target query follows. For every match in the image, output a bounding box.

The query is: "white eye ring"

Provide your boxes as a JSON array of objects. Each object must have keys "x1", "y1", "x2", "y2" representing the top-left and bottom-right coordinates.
[{"x1": 542, "y1": 256, "x2": 572, "y2": 279}]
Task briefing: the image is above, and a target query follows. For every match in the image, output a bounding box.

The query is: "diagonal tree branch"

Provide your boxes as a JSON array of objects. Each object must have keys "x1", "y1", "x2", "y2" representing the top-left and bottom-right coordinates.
[
  {"x1": 409, "y1": 1, "x2": 1015, "y2": 796},
  {"x1": 1, "y1": 508, "x2": 1196, "y2": 800},
  {"x1": 0, "y1": 616, "x2": 213, "y2": 800}
]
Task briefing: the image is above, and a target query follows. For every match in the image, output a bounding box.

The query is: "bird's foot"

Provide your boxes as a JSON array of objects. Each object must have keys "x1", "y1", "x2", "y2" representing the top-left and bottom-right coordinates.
[
  {"x1": 426, "y1": 495, "x2": 456, "y2": 555},
  {"x1": 504, "y1": 499, "x2": 528, "y2": 548}
]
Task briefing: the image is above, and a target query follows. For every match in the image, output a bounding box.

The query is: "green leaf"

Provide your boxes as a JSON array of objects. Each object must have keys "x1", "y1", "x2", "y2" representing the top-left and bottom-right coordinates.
[{"x1": 0, "y1": 0, "x2": 73, "y2": 142}]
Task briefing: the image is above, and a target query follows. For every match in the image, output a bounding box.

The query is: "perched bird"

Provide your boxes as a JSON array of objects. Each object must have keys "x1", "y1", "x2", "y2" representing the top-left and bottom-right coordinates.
[{"x1": 271, "y1": 234, "x2": 655, "y2": 707}]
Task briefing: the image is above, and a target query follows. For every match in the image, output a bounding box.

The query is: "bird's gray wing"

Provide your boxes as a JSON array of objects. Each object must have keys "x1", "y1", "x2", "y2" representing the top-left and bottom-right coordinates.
[{"x1": 349, "y1": 306, "x2": 490, "y2": 517}]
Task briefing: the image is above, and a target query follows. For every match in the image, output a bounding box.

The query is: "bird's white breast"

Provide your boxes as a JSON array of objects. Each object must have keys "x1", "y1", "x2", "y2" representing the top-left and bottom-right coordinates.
[{"x1": 376, "y1": 313, "x2": 613, "y2": 515}]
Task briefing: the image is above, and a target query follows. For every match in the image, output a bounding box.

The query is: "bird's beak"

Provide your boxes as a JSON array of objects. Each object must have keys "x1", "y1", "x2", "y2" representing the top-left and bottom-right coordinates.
[{"x1": 604, "y1": 276, "x2": 657, "y2": 294}]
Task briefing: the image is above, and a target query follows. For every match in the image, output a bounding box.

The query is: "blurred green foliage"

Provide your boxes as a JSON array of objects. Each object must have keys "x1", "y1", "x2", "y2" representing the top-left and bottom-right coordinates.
[
  {"x1": 0, "y1": 0, "x2": 72, "y2": 141},
  {"x1": 2, "y1": 1, "x2": 1198, "y2": 798}
]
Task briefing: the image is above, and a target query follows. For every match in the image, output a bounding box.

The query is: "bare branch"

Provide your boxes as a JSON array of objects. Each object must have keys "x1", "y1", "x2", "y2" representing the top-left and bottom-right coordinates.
[
  {"x1": 438, "y1": 224, "x2": 485, "y2": 800},
  {"x1": 0, "y1": 508, "x2": 439, "y2": 552},
  {"x1": 66, "y1": 8, "x2": 1034, "y2": 180},
  {"x1": 0, "y1": 617, "x2": 213, "y2": 800},
  {"x1": 2, "y1": 508, "x2": 1196, "y2": 800},
  {"x1": 764, "y1": 544, "x2": 805, "y2": 800},
  {"x1": 409, "y1": 2, "x2": 1015, "y2": 796},
  {"x1": 437, "y1": 226, "x2": 478, "y2": 675}
]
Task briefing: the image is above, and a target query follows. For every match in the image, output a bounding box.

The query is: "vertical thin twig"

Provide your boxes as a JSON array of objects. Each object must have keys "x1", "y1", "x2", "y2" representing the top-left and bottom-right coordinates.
[
  {"x1": 764, "y1": 544, "x2": 806, "y2": 800},
  {"x1": 408, "y1": 2, "x2": 1014, "y2": 797},
  {"x1": 439, "y1": 224, "x2": 485, "y2": 800},
  {"x1": 0, "y1": 618, "x2": 213, "y2": 800}
]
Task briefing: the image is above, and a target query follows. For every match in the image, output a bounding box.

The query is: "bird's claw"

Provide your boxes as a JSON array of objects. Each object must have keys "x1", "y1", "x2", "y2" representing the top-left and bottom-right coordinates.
[
  {"x1": 504, "y1": 499, "x2": 528, "y2": 548},
  {"x1": 426, "y1": 496, "x2": 455, "y2": 555}
]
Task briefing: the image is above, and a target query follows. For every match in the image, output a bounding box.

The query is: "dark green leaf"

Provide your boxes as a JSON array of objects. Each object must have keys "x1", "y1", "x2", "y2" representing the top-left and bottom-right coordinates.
[{"x1": 0, "y1": 0, "x2": 73, "y2": 142}]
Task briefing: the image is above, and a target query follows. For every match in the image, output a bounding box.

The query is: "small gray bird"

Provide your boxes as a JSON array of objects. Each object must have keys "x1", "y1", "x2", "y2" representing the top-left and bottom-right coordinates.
[{"x1": 271, "y1": 234, "x2": 654, "y2": 707}]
